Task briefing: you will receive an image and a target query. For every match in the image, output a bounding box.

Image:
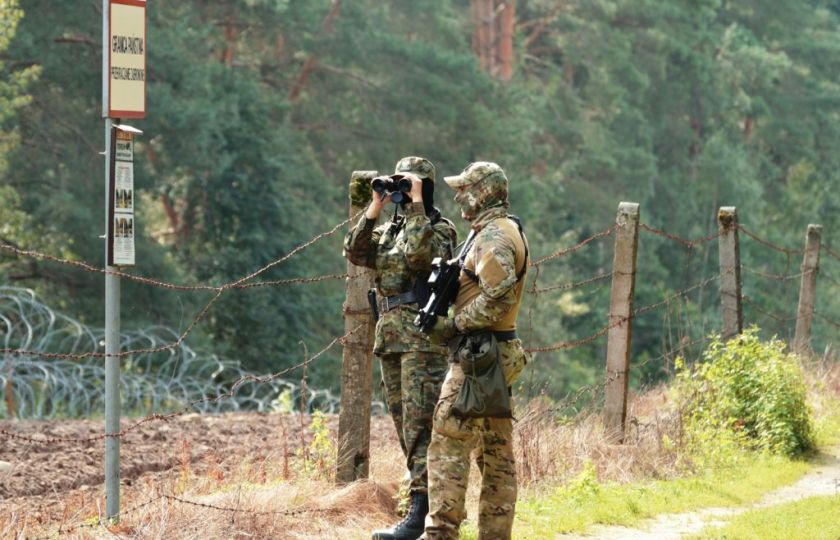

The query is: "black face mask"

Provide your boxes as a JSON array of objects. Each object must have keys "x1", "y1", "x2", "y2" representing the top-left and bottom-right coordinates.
[{"x1": 421, "y1": 178, "x2": 435, "y2": 216}]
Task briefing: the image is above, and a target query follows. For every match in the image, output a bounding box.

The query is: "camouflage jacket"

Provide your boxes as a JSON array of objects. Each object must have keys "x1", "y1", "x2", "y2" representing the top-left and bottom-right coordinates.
[
  {"x1": 344, "y1": 202, "x2": 457, "y2": 354},
  {"x1": 453, "y1": 206, "x2": 529, "y2": 333}
]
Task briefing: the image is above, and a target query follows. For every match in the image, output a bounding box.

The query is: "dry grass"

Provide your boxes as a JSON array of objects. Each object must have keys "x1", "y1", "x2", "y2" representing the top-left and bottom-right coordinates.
[
  {"x1": 0, "y1": 390, "x2": 688, "y2": 539},
  {"x1": 514, "y1": 385, "x2": 683, "y2": 488},
  {"x1": 8, "y1": 440, "x2": 407, "y2": 540},
  {"x1": 6, "y1": 358, "x2": 840, "y2": 539}
]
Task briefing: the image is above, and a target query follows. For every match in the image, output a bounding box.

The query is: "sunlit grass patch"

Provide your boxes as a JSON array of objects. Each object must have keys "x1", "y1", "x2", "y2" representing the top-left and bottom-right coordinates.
[
  {"x1": 689, "y1": 494, "x2": 840, "y2": 540},
  {"x1": 512, "y1": 455, "x2": 809, "y2": 536}
]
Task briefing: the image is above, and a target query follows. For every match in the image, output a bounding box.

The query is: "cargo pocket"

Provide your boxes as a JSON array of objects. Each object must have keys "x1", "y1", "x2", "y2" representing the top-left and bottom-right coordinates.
[{"x1": 500, "y1": 340, "x2": 527, "y2": 387}]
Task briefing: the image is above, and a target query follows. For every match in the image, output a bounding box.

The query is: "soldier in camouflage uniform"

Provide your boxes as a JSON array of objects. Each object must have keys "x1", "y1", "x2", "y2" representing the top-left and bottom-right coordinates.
[
  {"x1": 344, "y1": 157, "x2": 457, "y2": 540},
  {"x1": 424, "y1": 162, "x2": 530, "y2": 540}
]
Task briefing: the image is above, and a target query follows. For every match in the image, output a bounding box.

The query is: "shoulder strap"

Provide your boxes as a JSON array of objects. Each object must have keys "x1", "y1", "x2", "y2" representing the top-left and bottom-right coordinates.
[
  {"x1": 457, "y1": 229, "x2": 477, "y2": 266},
  {"x1": 428, "y1": 207, "x2": 441, "y2": 225},
  {"x1": 507, "y1": 215, "x2": 529, "y2": 282},
  {"x1": 387, "y1": 211, "x2": 405, "y2": 237}
]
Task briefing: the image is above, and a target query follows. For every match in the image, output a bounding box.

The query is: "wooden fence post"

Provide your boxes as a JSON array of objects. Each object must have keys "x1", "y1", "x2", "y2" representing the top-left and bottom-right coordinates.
[
  {"x1": 336, "y1": 170, "x2": 377, "y2": 484},
  {"x1": 793, "y1": 224, "x2": 822, "y2": 357},
  {"x1": 718, "y1": 207, "x2": 743, "y2": 340},
  {"x1": 604, "y1": 202, "x2": 639, "y2": 443}
]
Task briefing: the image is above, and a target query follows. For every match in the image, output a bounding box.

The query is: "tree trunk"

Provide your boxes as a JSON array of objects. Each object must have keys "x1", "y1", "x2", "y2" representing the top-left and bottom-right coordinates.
[
  {"x1": 221, "y1": 24, "x2": 235, "y2": 65},
  {"x1": 499, "y1": 2, "x2": 515, "y2": 80},
  {"x1": 289, "y1": 0, "x2": 342, "y2": 102}
]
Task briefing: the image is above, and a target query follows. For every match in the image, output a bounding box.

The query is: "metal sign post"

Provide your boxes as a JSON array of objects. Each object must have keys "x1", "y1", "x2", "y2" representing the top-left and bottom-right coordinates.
[{"x1": 102, "y1": 0, "x2": 145, "y2": 522}]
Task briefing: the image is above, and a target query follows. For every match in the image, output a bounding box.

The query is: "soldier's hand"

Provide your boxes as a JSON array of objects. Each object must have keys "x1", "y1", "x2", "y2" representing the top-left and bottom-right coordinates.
[
  {"x1": 403, "y1": 173, "x2": 424, "y2": 202},
  {"x1": 427, "y1": 315, "x2": 456, "y2": 345},
  {"x1": 366, "y1": 189, "x2": 390, "y2": 219}
]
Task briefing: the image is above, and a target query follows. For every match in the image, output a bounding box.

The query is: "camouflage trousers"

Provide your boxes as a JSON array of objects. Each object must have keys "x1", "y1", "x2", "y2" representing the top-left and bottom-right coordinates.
[
  {"x1": 425, "y1": 338, "x2": 527, "y2": 540},
  {"x1": 380, "y1": 350, "x2": 448, "y2": 494}
]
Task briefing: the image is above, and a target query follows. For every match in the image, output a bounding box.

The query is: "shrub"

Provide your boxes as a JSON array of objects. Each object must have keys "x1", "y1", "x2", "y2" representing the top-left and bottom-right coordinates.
[
  {"x1": 674, "y1": 328, "x2": 814, "y2": 459},
  {"x1": 295, "y1": 411, "x2": 336, "y2": 479}
]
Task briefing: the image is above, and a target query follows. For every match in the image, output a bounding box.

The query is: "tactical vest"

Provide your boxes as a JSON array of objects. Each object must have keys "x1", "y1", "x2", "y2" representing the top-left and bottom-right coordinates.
[{"x1": 454, "y1": 216, "x2": 529, "y2": 332}]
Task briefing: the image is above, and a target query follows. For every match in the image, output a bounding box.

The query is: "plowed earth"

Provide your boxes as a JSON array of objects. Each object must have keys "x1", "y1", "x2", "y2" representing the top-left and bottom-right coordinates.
[{"x1": 0, "y1": 413, "x2": 396, "y2": 528}]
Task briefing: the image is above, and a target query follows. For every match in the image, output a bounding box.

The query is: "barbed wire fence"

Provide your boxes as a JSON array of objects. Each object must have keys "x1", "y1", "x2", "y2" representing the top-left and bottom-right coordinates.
[
  {"x1": 0, "y1": 288, "x2": 344, "y2": 420},
  {"x1": 1, "y1": 200, "x2": 838, "y2": 537}
]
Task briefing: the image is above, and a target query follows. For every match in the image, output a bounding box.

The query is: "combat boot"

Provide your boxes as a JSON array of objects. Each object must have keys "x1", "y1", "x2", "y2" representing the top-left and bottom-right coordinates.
[{"x1": 371, "y1": 491, "x2": 428, "y2": 540}]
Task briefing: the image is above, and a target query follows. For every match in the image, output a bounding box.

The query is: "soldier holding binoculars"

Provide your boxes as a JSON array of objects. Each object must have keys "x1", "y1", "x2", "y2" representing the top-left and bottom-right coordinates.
[{"x1": 343, "y1": 156, "x2": 457, "y2": 540}]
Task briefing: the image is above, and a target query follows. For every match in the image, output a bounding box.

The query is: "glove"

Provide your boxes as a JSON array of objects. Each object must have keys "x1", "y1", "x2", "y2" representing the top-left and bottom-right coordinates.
[{"x1": 427, "y1": 316, "x2": 457, "y2": 346}]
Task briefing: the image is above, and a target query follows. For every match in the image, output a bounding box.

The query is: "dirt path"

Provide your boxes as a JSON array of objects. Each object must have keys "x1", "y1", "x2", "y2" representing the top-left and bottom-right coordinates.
[{"x1": 557, "y1": 446, "x2": 840, "y2": 540}]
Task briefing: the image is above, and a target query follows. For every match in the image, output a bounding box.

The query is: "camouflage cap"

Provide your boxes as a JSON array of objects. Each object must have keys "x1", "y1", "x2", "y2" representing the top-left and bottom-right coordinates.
[
  {"x1": 443, "y1": 161, "x2": 507, "y2": 189},
  {"x1": 394, "y1": 156, "x2": 436, "y2": 181}
]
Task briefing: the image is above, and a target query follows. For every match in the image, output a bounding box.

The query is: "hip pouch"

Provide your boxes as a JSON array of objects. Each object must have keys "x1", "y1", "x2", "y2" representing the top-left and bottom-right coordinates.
[{"x1": 452, "y1": 332, "x2": 512, "y2": 419}]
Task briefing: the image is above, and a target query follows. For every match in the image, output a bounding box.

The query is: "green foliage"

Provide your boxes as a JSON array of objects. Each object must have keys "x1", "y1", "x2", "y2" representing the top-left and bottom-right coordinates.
[
  {"x1": 562, "y1": 461, "x2": 602, "y2": 502},
  {"x1": 0, "y1": 0, "x2": 38, "y2": 274},
  {"x1": 2, "y1": 1, "x2": 840, "y2": 398},
  {"x1": 295, "y1": 411, "x2": 336, "y2": 480},
  {"x1": 270, "y1": 388, "x2": 294, "y2": 414},
  {"x1": 674, "y1": 328, "x2": 815, "y2": 459}
]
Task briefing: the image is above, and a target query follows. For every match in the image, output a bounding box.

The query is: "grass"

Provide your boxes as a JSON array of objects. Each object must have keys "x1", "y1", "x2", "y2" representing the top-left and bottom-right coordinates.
[
  {"x1": 5, "y1": 357, "x2": 839, "y2": 539},
  {"x1": 510, "y1": 454, "x2": 811, "y2": 537},
  {"x1": 461, "y1": 356, "x2": 840, "y2": 540},
  {"x1": 503, "y1": 365, "x2": 840, "y2": 538},
  {"x1": 689, "y1": 495, "x2": 840, "y2": 540}
]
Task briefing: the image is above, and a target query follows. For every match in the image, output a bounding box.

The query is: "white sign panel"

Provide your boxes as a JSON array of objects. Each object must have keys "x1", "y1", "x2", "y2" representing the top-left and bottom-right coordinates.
[
  {"x1": 115, "y1": 136, "x2": 133, "y2": 161},
  {"x1": 113, "y1": 214, "x2": 135, "y2": 266},
  {"x1": 110, "y1": 129, "x2": 136, "y2": 266},
  {"x1": 114, "y1": 161, "x2": 134, "y2": 212},
  {"x1": 108, "y1": 0, "x2": 146, "y2": 118}
]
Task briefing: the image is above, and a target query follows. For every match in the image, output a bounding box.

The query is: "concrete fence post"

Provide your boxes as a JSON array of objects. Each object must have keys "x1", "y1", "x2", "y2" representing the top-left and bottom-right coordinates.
[
  {"x1": 718, "y1": 207, "x2": 743, "y2": 340},
  {"x1": 336, "y1": 171, "x2": 377, "y2": 483},
  {"x1": 604, "y1": 202, "x2": 640, "y2": 444},
  {"x1": 793, "y1": 224, "x2": 822, "y2": 357}
]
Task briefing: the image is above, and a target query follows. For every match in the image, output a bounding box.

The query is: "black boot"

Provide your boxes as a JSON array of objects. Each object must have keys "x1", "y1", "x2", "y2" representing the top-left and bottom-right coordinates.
[{"x1": 371, "y1": 492, "x2": 429, "y2": 540}]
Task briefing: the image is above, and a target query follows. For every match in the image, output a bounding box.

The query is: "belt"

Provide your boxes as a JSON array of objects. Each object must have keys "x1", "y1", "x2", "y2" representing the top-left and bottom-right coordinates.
[
  {"x1": 492, "y1": 330, "x2": 517, "y2": 342},
  {"x1": 452, "y1": 329, "x2": 518, "y2": 345},
  {"x1": 379, "y1": 290, "x2": 418, "y2": 313}
]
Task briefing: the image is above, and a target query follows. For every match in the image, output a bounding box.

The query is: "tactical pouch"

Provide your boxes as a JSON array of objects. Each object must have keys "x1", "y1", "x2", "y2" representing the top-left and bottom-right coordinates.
[
  {"x1": 367, "y1": 288, "x2": 379, "y2": 321},
  {"x1": 451, "y1": 332, "x2": 512, "y2": 419}
]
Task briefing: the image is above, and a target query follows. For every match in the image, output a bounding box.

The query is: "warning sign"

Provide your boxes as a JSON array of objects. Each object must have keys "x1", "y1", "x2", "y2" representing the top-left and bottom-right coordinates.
[
  {"x1": 108, "y1": 0, "x2": 146, "y2": 118},
  {"x1": 109, "y1": 128, "x2": 136, "y2": 266}
]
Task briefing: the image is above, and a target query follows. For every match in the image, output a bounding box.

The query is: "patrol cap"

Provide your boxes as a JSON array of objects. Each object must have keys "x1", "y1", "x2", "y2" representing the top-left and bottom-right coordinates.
[
  {"x1": 443, "y1": 161, "x2": 507, "y2": 188},
  {"x1": 394, "y1": 156, "x2": 436, "y2": 181}
]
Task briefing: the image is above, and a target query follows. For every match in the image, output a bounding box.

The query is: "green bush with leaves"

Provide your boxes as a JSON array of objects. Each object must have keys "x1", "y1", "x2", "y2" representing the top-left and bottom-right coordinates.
[{"x1": 674, "y1": 328, "x2": 814, "y2": 459}]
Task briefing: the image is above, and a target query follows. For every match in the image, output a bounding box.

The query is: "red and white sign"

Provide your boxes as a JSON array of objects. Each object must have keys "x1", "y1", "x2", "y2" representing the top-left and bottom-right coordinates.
[{"x1": 108, "y1": 0, "x2": 146, "y2": 118}]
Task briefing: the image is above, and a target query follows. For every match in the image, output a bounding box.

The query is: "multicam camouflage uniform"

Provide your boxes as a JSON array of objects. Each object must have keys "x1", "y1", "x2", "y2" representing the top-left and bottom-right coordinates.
[
  {"x1": 425, "y1": 162, "x2": 530, "y2": 540},
  {"x1": 343, "y1": 157, "x2": 456, "y2": 498}
]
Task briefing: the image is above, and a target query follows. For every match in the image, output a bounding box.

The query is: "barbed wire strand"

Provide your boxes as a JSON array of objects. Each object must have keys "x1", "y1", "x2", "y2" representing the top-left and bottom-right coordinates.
[
  {"x1": 524, "y1": 271, "x2": 729, "y2": 354},
  {"x1": 0, "y1": 215, "x2": 361, "y2": 361},
  {"x1": 531, "y1": 225, "x2": 616, "y2": 267},
  {"x1": 741, "y1": 266, "x2": 806, "y2": 282},
  {"x1": 0, "y1": 287, "x2": 224, "y2": 360},
  {"x1": 738, "y1": 226, "x2": 805, "y2": 257},
  {"x1": 0, "y1": 211, "x2": 361, "y2": 293},
  {"x1": 30, "y1": 491, "x2": 340, "y2": 540},
  {"x1": 814, "y1": 311, "x2": 840, "y2": 330},
  {"x1": 633, "y1": 274, "x2": 722, "y2": 317},
  {"x1": 520, "y1": 333, "x2": 711, "y2": 426},
  {"x1": 0, "y1": 324, "x2": 364, "y2": 444},
  {"x1": 639, "y1": 223, "x2": 724, "y2": 249},
  {"x1": 742, "y1": 294, "x2": 798, "y2": 324},
  {"x1": 528, "y1": 271, "x2": 612, "y2": 294},
  {"x1": 820, "y1": 244, "x2": 840, "y2": 265}
]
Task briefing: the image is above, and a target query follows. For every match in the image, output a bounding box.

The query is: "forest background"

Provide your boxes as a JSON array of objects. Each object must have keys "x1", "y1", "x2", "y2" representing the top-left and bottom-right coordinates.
[{"x1": 1, "y1": 0, "x2": 839, "y2": 406}]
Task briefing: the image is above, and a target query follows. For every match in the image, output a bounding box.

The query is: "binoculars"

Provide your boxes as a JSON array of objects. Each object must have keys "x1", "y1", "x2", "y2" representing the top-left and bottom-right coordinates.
[{"x1": 372, "y1": 174, "x2": 412, "y2": 204}]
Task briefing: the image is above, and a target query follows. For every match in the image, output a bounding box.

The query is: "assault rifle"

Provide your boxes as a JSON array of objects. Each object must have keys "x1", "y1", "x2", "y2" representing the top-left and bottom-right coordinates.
[{"x1": 414, "y1": 230, "x2": 476, "y2": 332}]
